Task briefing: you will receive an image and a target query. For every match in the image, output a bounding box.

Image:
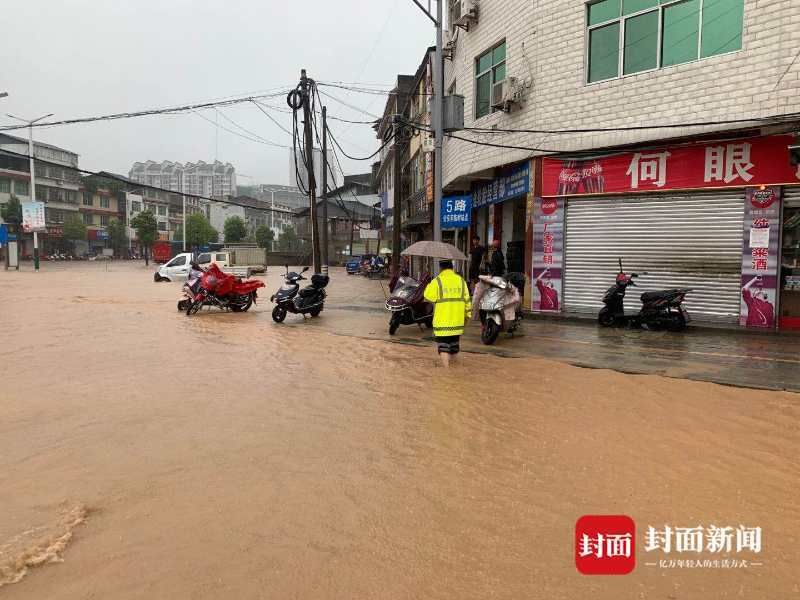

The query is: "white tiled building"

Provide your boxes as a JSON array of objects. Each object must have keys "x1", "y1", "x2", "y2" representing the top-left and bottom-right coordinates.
[{"x1": 128, "y1": 160, "x2": 237, "y2": 199}]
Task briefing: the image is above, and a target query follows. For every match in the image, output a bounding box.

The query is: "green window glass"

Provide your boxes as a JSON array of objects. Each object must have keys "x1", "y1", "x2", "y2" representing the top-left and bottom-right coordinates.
[
  {"x1": 494, "y1": 61, "x2": 506, "y2": 83},
  {"x1": 492, "y1": 44, "x2": 506, "y2": 65},
  {"x1": 0, "y1": 178, "x2": 10, "y2": 193},
  {"x1": 624, "y1": 10, "x2": 659, "y2": 74},
  {"x1": 623, "y1": 0, "x2": 658, "y2": 15},
  {"x1": 588, "y1": 0, "x2": 621, "y2": 26},
  {"x1": 662, "y1": 0, "x2": 700, "y2": 67},
  {"x1": 589, "y1": 22, "x2": 620, "y2": 82},
  {"x1": 701, "y1": 0, "x2": 744, "y2": 58},
  {"x1": 476, "y1": 51, "x2": 492, "y2": 75},
  {"x1": 476, "y1": 73, "x2": 492, "y2": 118}
]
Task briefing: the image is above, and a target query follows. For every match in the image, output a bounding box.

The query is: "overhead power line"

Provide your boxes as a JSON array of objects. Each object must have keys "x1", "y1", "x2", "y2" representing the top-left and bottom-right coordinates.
[{"x1": 0, "y1": 148, "x2": 292, "y2": 214}]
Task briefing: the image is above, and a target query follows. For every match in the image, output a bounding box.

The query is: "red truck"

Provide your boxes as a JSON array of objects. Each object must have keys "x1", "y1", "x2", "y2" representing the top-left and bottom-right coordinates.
[{"x1": 152, "y1": 241, "x2": 172, "y2": 263}]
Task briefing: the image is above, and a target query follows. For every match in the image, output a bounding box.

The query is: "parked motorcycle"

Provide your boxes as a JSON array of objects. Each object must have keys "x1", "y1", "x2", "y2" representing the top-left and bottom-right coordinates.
[
  {"x1": 385, "y1": 272, "x2": 433, "y2": 335},
  {"x1": 177, "y1": 263, "x2": 205, "y2": 312},
  {"x1": 598, "y1": 259, "x2": 692, "y2": 331},
  {"x1": 473, "y1": 272, "x2": 523, "y2": 345},
  {"x1": 270, "y1": 266, "x2": 329, "y2": 323},
  {"x1": 184, "y1": 263, "x2": 265, "y2": 316}
]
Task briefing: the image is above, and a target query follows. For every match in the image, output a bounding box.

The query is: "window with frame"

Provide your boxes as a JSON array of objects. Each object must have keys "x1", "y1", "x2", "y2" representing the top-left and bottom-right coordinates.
[
  {"x1": 14, "y1": 180, "x2": 29, "y2": 196},
  {"x1": 157, "y1": 221, "x2": 167, "y2": 231},
  {"x1": 157, "y1": 205, "x2": 167, "y2": 216},
  {"x1": 100, "y1": 196, "x2": 110, "y2": 208},
  {"x1": 0, "y1": 178, "x2": 10, "y2": 193},
  {"x1": 100, "y1": 215, "x2": 110, "y2": 226},
  {"x1": 83, "y1": 212, "x2": 93, "y2": 225},
  {"x1": 475, "y1": 41, "x2": 506, "y2": 119},
  {"x1": 131, "y1": 201, "x2": 142, "y2": 213},
  {"x1": 586, "y1": 0, "x2": 745, "y2": 83},
  {"x1": 83, "y1": 192, "x2": 93, "y2": 206}
]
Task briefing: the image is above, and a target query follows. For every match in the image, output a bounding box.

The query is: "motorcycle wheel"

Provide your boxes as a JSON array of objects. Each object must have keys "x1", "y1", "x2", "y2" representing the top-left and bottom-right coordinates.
[
  {"x1": 309, "y1": 305, "x2": 323, "y2": 317},
  {"x1": 598, "y1": 308, "x2": 616, "y2": 327},
  {"x1": 272, "y1": 305, "x2": 287, "y2": 323},
  {"x1": 667, "y1": 312, "x2": 687, "y2": 332},
  {"x1": 186, "y1": 300, "x2": 203, "y2": 316},
  {"x1": 231, "y1": 293, "x2": 254, "y2": 313},
  {"x1": 481, "y1": 319, "x2": 500, "y2": 345},
  {"x1": 177, "y1": 299, "x2": 190, "y2": 312},
  {"x1": 389, "y1": 313, "x2": 401, "y2": 335},
  {"x1": 423, "y1": 316, "x2": 433, "y2": 329}
]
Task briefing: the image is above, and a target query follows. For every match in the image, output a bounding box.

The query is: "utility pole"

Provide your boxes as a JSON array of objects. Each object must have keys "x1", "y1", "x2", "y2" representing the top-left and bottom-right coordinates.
[
  {"x1": 321, "y1": 106, "x2": 329, "y2": 275},
  {"x1": 392, "y1": 117, "x2": 403, "y2": 277},
  {"x1": 300, "y1": 69, "x2": 321, "y2": 273},
  {"x1": 182, "y1": 194, "x2": 186, "y2": 252},
  {"x1": 433, "y1": 0, "x2": 443, "y2": 248},
  {"x1": 7, "y1": 113, "x2": 53, "y2": 272}
]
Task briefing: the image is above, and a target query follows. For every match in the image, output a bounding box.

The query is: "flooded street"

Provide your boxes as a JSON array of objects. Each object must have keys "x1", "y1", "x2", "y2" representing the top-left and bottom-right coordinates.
[{"x1": 1, "y1": 262, "x2": 798, "y2": 599}]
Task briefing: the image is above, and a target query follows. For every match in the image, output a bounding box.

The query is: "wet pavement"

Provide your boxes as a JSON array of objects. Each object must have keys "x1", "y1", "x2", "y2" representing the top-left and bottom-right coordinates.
[{"x1": 1, "y1": 261, "x2": 798, "y2": 600}]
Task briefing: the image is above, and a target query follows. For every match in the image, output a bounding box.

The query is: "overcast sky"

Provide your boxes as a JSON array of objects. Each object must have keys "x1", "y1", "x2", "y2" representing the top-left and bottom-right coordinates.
[{"x1": 1, "y1": 0, "x2": 433, "y2": 186}]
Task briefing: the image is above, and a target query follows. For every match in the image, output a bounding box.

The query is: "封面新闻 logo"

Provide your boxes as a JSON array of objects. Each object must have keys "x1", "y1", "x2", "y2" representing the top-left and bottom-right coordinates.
[{"x1": 575, "y1": 515, "x2": 636, "y2": 575}]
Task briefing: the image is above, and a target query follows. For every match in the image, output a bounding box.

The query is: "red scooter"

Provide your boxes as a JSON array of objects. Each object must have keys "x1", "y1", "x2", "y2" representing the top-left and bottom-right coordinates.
[{"x1": 184, "y1": 263, "x2": 265, "y2": 316}]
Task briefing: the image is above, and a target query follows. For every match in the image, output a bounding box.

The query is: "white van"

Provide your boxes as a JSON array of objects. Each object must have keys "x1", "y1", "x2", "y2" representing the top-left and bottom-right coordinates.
[{"x1": 154, "y1": 252, "x2": 232, "y2": 282}]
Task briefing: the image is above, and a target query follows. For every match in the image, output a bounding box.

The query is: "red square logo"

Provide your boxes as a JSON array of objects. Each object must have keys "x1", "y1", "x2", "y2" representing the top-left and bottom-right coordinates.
[{"x1": 575, "y1": 515, "x2": 636, "y2": 575}]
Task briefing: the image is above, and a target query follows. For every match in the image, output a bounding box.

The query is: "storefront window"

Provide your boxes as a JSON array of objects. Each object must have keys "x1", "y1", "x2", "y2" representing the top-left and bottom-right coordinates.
[{"x1": 780, "y1": 203, "x2": 800, "y2": 328}]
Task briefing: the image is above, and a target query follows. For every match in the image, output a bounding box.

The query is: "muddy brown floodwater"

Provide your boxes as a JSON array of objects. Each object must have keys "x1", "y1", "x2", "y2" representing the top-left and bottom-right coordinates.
[{"x1": 1, "y1": 262, "x2": 798, "y2": 599}]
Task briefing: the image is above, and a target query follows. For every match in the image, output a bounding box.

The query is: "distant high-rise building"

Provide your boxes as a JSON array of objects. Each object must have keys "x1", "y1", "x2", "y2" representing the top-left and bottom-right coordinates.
[{"x1": 128, "y1": 160, "x2": 237, "y2": 199}]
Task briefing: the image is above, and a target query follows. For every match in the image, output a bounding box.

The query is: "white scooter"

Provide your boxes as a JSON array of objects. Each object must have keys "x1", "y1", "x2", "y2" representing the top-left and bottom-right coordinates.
[{"x1": 473, "y1": 273, "x2": 523, "y2": 345}]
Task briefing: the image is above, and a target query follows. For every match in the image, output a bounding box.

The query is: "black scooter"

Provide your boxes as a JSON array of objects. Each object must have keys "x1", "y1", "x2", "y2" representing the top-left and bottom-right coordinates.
[
  {"x1": 598, "y1": 259, "x2": 692, "y2": 331},
  {"x1": 270, "y1": 266, "x2": 329, "y2": 323},
  {"x1": 385, "y1": 272, "x2": 434, "y2": 335}
]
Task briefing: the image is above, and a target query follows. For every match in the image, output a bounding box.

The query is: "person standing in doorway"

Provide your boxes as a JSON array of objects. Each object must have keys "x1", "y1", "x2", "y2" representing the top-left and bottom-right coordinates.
[
  {"x1": 424, "y1": 259, "x2": 471, "y2": 367},
  {"x1": 489, "y1": 239, "x2": 505, "y2": 277},
  {"x1": 468, "y1": 235, "x2": 486, "y2": 289}
]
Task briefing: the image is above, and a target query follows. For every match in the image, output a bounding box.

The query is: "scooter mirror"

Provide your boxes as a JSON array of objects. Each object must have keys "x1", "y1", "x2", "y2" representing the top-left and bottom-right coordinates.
[{"x1": 302, "y1": 266, "x2": 310, "y2": 273}]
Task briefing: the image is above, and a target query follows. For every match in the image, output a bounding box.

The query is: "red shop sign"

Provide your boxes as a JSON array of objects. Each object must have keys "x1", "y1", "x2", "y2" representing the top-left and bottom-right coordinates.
[{"x1": 542, "y1": 135, "x2": 800, "y2": 196}]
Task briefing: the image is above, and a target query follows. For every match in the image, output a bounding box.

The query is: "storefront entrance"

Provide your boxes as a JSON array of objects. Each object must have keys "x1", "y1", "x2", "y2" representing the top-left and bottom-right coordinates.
[
  {"x1": 780, "y1": 187, "x2": 800, "y2": 329},
  {"x1": 562, "y1": 191, "x2": 745, "y2": 323}
]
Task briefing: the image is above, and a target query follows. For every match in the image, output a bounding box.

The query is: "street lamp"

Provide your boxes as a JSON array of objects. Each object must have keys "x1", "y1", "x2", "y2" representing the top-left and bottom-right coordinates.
[{"x1": 6, "y1": 113, "x2": 54, "y2": 272}]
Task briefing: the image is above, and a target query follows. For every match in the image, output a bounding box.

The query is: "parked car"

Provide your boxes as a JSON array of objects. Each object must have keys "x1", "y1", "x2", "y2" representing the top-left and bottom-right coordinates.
[{"x1": 345, "y1": 255, "x2": 363, "y2": 275}]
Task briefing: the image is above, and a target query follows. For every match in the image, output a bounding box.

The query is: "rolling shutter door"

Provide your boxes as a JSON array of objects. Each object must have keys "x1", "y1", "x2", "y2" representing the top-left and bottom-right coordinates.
[
  {"x1": 563, "y1": 191, "x2": 744, "y2": 323},
  {"x1": 784, "y1": 186, "x2": 800, "y2": 207}
]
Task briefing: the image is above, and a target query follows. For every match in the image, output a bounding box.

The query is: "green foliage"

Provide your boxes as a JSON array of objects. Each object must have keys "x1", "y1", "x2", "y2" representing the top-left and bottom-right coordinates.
[
  {"x1": 255, "y1": 225, "x2": 274, "y2": 249},
  {"x1": 130, "y1": 210, "x2": 158, "y2": 248},
  {"x1": 277, "y1": 226, "x2": 303, "y2": 252},
  {"x1": 0, "y1": 195, "x2": 23, "y2": 232},
  {"x1": 223, "y1": 215, "x2": 247, "y2": 243},
  {"x1": 107, "y1": 218, "x2": 128, "y2": 255},
  {"x1": 63, "y1": 213, "x2": 87, "y2": 241},
  {"x1": 184, "y1": 213, "x2": 218, "y2": 247}
]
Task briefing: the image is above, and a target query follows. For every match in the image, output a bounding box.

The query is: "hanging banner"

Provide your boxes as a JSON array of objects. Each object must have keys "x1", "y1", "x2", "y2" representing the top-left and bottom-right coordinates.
[
  {"x1": 21, "y1": 201, "x2": 46, "y2": 233},
  {"x1": 532, "y1": 196, "x2": 564, "y2": 312},
  {"x1": 441, "y1": 194, "x2": 471, "y2": 229},
  {"x1": 740, "y1": 187, "x2": 781, "y2": 328},
  {"x1": 542, "y1": 135, "x2": 800, "y2": 197},
  {"x1": 473, "y1": 162, "x2": 530, "y2": 208}
]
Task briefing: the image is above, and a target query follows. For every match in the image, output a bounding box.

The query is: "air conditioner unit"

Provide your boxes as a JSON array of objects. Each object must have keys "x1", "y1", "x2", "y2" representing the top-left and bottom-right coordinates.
[
  {"x1": 454, "y1": 0, "x2": 478, "y2": 28},
  {"x1": 491, "y1": 77, "x2": 519, "y2": 112}
]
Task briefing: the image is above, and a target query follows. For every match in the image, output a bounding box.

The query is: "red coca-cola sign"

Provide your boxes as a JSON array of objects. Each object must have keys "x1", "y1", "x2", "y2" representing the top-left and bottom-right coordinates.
[
  {"x1": 750, "y1": 187, "x2": 776, "y2": 209},
  {"x1": 540, "y1": 197, "x2": 558, "y2": 215}
]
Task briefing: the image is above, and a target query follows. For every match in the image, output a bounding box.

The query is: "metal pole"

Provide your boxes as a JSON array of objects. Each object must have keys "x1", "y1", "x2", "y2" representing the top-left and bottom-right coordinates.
[
  {"x1": 433, "y1": 0, "x2": 444, "y2": 270},
  {"x1": 28, "y1": 125, "x2": 39, "y2": 272},
  {"x1": 321, "y1": 106, "x2": 329, "y2": 274},
  {"x1": 300, "y1": 69, "x2": 320, "y2": 272},
  {"x1": 182, "y1": 194, "x2": 186, "y2": 252},
  {"x1": 392, "y1": 121, "x2": 403, "y2": 276}
]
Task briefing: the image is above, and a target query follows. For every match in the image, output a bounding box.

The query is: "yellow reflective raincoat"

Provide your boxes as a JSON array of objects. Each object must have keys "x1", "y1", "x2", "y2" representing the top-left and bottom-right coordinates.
[{"x1": 423, "y1": 269, "x2": 472, "y2": 337}]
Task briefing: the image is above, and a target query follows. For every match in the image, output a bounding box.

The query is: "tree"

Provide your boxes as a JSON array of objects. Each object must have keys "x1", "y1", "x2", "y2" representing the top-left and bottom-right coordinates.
[
  {"x1": 131, "y1": 210, "x2": 158, "y2": 265},
  {"x1": 183, "y1": 213, "x2": 218, "y2": 247},
  {"x1": 107, "y1": 218, "x2": 128, "y2": 257},
  {"x1": 0, "y1": 195, "x2": 23, "y2": 233},
  {"x1": 63, "y1": 214, "x2": 87, "y2": 252},
  {"x1": 255, "y1": 225, "x2": 275, "y2": 249},
  {"x1": 223, "y1": 215, "x2": 247, "y2": 243},
  {"x1": 277, "y1": 226, "x2": 303, "y2": 252}
]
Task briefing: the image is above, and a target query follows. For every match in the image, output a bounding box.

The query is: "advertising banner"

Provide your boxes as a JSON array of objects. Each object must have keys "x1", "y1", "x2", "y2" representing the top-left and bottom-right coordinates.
[
  {"x1": 542, "y1": 135, "x2": 800, "y2": 197},
  {"x1": 21, "y1": 201, "x2": 46, "y2": 233},
  {"x1": 740, "y1": 187, "x2": 782, "y2": 328},
  {"x1": 532, "y1": 196, "x2": 564, "y2": 312},
  {"x1": 473, "y1": 162, "x2": 530, "y2": 209},
  {"x1": 441, "y1": 194, "x2": 471, "y2": 229}
]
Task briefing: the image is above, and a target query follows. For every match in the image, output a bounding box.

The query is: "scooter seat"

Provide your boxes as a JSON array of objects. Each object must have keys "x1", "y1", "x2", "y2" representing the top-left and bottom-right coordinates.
[
  {"x1": 299, "y1": 287, "x2": 318, "y2": 298},
  {"x1": 640, "y1": 289, "x2": 682, "y2": 303}
]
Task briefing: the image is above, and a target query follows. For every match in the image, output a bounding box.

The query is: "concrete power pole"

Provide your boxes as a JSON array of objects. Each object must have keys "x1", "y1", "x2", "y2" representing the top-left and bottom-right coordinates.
[
  {"x1": 433, "y1": 0, "x2": 443, "y2": 247},
  {"x1": 392, "y1": 117, "x2": 403, "y2": 277},
  {"x1": 321, "y1": 106, "x2": 329, "y2": 274},
  {"x1": 300, "y1": 69, "x2": 321, "y2": 272}
]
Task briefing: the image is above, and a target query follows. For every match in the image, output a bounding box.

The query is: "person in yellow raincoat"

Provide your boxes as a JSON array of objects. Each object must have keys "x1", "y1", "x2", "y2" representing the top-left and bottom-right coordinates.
[{"x1": 423, "y1": 259, "x2": 471, "y2": 367}]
